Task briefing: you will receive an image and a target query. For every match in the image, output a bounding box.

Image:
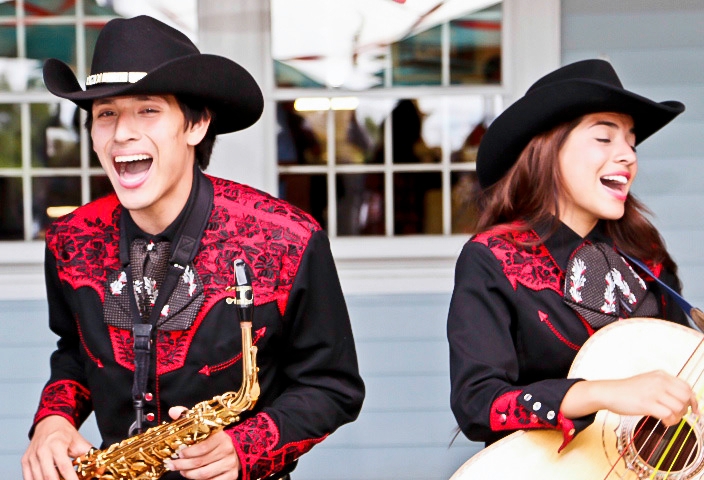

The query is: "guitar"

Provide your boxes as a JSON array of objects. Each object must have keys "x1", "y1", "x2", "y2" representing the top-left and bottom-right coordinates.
[{"x1": 450, "y1": 318, "x2": 704, "y2": 479}]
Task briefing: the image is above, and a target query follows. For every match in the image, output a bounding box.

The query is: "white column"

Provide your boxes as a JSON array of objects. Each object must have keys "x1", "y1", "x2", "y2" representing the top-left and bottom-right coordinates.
[
  {"x1": 198, "y1": 0, "x2": 277, "y2": 194},
  {"x1": 503, "y1": 0, "x2": 561, "y2": 103}
]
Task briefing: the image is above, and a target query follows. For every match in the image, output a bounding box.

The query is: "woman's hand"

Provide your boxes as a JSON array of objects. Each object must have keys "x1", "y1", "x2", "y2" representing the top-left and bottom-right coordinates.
[
  {"x1": 562, "y1": 370, "x2": 699, "y2": 426},
  {"x1": 21, "y1": 415, "x2": 93, "y2": 480},
  {"x1": 165, "y1": 406, "x2": 242, "y2": 480}
]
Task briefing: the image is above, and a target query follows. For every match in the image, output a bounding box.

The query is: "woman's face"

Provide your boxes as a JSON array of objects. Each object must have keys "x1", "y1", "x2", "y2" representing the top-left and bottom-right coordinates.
[{"x1": 557, "y1": 112, "x2": 637, "y2": 237}]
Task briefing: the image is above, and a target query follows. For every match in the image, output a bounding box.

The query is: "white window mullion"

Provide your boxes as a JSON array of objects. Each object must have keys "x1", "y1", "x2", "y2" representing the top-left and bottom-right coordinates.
[{"x1": 326, "y1": 107, "x2": 337, "y2": 237}]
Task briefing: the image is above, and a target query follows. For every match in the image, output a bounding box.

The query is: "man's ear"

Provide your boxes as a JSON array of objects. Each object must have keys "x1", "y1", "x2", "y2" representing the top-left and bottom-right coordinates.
[{"x1": 186, "y1": 115, "x2": 212, "y2": 146}]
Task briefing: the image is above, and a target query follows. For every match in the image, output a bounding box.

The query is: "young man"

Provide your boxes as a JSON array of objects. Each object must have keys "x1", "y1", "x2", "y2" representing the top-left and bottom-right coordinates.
[{"x1": 22, "y1": 15, "x2": 364, "y2": 480}]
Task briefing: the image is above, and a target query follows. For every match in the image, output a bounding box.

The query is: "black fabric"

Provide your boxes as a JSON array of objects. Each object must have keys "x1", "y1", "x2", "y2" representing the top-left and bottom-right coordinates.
[
  {"x1": 447, "y1": 221, "x2": 688, "y2": 446},
  {"x1": 476, "y1": 59, "x2": 685, "y2": 188},
  {"x1": 563, "y1": 242, "x2": 658, "y2": 329}
]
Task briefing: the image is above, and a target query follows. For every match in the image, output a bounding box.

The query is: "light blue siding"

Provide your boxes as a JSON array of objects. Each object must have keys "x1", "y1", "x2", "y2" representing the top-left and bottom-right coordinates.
[
  {"x1": 562, "y1": 0, "x2": 704, "y2": 309},
  {"x1": 0, "y1": 295, "x2": 480, "y2": 480}
]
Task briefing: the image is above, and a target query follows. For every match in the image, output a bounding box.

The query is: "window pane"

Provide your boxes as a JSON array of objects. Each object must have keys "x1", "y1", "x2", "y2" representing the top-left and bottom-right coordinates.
[
  {"x1": 0, "y1": 26, "x2": 17, "y2": 56},
  {"x1": 0, "y1": 1, "x2": 16, "y2": 14},
  {"x1": 0, "y1": 104, "x2": 21, "y2": 168},
  {"x1": 33, "y1": 176, "x2": 81, "y2": 239},
  {"x1": 0, "y1": 177, "x2": 23, "y2": 240},
  {"x1": 271, "y1": 1, "x2": 502, "y2": 90},
  {"x1": 394, "y1": 172, "x2": 441, "y2": 235},
  {"x1": 383, "y1": 99, "x2": 441, "y2": 165},
  {"x1": 451, "y1": 171, "x2": 481, "y2": 234},
  {"x1": 392, "y1": 25, "x2": 441, "y2": 86},
  {"x1": 449, "y1": 95, "x2": 495, "y2": 163},
  {"x1": 90, "y1": 175, "x2": 113, "y2": 201},
  {"x1": 33, "y1": 102, "x2": 81, "y2": 168},
  {"x1": 337, "y1": 173, "x2": 384, "y2": 236},
  {"x1": 450, "y1": 4, "x2": 502, "y2": 85},
  {"x1": 26, "y1": 25, "x2": 77, "y2": 91},
  {"x1": 277, "y1": 101, "x2": 327, "y2": 165},
  {"x1": 278, "y1": 174, "x2": 328, "y2": 230},
  {"x1": 334, "y1": 100, "x2": 385, "y2": 165}
]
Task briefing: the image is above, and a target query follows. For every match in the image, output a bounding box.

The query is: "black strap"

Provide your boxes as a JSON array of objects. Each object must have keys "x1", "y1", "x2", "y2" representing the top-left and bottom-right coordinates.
[
  {"x1": 121, "y1": 170, "x2": 214, "y2": 435},
  {"x1": 617, "y1": 249, "x2": 696, "y2": 318}
]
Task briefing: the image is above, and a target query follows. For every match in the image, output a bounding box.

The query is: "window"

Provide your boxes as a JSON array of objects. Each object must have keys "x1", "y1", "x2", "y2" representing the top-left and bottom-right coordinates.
[
  {"x1": 0, "y1": 0, "x2": 197, "y2": 241},
  {"x1": 271, "y1": 0, "x2": 504, "y2": 237}
]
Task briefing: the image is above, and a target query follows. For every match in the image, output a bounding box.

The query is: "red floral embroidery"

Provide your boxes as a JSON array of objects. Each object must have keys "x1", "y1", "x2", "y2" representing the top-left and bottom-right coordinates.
[
  {"x1": 53, "y1": 177, "x2": 320, "y2": 373},
  {"x1": 34, "y1": 380, "x2": 92, "y2": 429},
  {"x1": 46, "y1": 195, "x2": 122, "y2": 300},
  {"x1": 227, "y1": 413, "x2": 326, "y2": 480},
  {"x1": 109, "y1": 325, "x2": 134, "y2": 371},
  {"x1": 473, "y1": 227, "x2": 563, "y2": 294}
]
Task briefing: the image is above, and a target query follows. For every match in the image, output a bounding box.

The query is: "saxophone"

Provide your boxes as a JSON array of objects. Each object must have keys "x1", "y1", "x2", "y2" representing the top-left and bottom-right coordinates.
[{"x1": 72, "y1": 259, "x2": 260, "y2": 480}]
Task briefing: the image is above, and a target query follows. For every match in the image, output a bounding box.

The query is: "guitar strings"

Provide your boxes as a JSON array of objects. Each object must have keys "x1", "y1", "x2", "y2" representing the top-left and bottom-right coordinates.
[{"x1": 600, "y1": 330, "x2": 704, "y2": 479}]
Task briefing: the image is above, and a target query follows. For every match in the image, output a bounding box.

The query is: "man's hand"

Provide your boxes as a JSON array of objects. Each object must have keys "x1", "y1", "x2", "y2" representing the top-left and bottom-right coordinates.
[
  {"x1": 22, "y1": 416, "x2": 92, "y2": 480},
  {"x1": 165, "y1": 406, "x2": 242, "y2": 480}
]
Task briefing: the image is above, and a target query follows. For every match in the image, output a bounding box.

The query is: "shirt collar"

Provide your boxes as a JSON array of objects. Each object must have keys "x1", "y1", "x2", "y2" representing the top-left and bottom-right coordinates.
[{"x1": 539, "y1": 219, "x2": 612, "y2": 271}]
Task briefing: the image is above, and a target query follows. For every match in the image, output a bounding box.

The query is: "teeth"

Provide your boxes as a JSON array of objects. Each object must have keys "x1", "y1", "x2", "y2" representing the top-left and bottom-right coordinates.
[
  {"x1": 602, "y1": 175, "x2": 627, "y2": 185},
  {"x1": 115, "y1": 154, "x2": 151, "y2": 163}
]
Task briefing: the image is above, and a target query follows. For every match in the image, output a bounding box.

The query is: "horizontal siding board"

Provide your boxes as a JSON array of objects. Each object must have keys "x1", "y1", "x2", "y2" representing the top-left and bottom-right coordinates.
[
  {"x1": 362, "y1": 374, "x2": 449, "y2": 411},
  {"x1": 356, "y1": 340, "x2": 449, "y2": 376},
  {"x1": 562, "y1": 10, "x2": 704, "y2": 50},
  {"x1": 295, "y1": 444, "x2": 482, "y2": 480},
  {"x1": 347, "y1": 293, "x2": 451, "y2": 341}
]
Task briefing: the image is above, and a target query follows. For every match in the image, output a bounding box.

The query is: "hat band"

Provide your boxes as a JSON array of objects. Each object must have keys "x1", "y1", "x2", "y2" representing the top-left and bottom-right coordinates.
[{"x1": 86, "y1": 71, "x2": 147, "y2": 86}]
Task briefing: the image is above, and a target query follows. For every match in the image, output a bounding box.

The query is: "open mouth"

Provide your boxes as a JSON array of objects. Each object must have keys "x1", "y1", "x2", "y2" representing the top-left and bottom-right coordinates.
[
  {"x1": 600, "y1": 174, "x2": 628, "y2": 195},
  {"x1": 115, "y1": 154, "x2": 153, "y2": 184}
]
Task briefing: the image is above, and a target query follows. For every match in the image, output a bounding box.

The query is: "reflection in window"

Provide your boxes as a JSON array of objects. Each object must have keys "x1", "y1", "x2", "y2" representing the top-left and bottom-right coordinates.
[
  {"x1": 0, "y1": 178, "x2": 23, "y2": 240},
  {"x1": 0, "y1": 1, "x2": 198, "y2": 241},
  {"x1": 32, "y1": 176, "x2": 82, "y2": 239},
  {"x1": 32, "y1": 102, "x2": 81, "y2": 168},
  {"x1": 279, "y1": 174, "x2": 328, "y2": 230},
  {"x1": 0, "y1": 104, "x2": 21, "y2": 168},
  {"x1": 272, "y1": 0, "x2": 502, "y2": 90},
  {"x1": 451, "y1": 171, "x2": 481, "y2": 234},
  {"x1": 337, "y1": 173, "x2": 384, "y2": 236}
]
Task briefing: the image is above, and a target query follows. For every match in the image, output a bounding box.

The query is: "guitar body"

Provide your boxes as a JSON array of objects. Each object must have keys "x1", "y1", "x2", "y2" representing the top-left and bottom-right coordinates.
[{"x1": 451, "y1": 318, "x2": 704, "y2": 479}]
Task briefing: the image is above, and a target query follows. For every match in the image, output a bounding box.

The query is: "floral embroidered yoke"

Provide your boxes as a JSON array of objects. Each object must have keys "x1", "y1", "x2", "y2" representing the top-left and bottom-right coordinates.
[
  {"x1": 447, "y1": 221, "x2": 687, "y2": 450},
  {"x1": 32, "y1": 172, "x2": 365, "y2": 480}
]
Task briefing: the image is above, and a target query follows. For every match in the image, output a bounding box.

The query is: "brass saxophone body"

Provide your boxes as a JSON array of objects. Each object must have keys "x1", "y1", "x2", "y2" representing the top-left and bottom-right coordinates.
[{"x1": 72, "y1": 259, "x2": 259, "y2": 480}]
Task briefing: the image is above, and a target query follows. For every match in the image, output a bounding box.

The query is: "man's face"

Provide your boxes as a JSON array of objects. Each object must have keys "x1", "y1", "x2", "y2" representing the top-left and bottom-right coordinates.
[{"x1": 91, "y1": 94, "x2": 209, "y2": 233}]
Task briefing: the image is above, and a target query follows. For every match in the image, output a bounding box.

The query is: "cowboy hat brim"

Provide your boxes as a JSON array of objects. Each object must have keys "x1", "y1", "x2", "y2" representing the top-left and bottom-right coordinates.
[
  {"x1": 476, "y1": 77, "x2": 685, "y2": 189},
  {"x1": 43, "y1": 54, "x2": 264, "y2": 135}
]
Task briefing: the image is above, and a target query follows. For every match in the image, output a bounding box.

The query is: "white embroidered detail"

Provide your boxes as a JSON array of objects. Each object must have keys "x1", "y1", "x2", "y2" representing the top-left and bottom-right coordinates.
[
  {"x1": 601, "y1": 272, "x2": 617, "y2": 313},
  {"x1": 143, "y1": 276, "x2": 158, "y2": 306},
  {"x1": 182, "y1": 265, "x2": 197, "y2": 297},
  {"x1": 610, "y1": 268, "x2": 637, "y2": 305},
  {"x1": 110, "y1": 271, "x2": 127, "y2": 295},
  {"x1": 161, "y1": 304, "x2": 170, "y2": 317},
  {"x1": 622, "y1": 257, "x2": 647, "y2": 290},
  {"x1": 568, "y1": 258, "x2": 587, "y2": 302}
]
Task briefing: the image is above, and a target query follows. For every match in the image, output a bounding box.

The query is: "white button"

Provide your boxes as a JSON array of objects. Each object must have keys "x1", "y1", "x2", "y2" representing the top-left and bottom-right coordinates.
[
  {"x1": 524, "y1": 393, "x2": 532, "y2": 401},
  {"x1": 547, "y1": 411, "x2": 555, "y2": 420},
  {"x1": 533, "y1": 402, "x2": 542, "y2": 411}
]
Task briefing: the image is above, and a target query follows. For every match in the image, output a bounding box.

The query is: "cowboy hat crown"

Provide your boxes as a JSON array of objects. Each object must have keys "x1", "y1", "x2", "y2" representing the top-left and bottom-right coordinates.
[
  {"x1": 476, "y1": 59, "x2": 685, "y2": 189},
  {"x1": 43, "y1": 15, "x2": 263, "y2": 134}
]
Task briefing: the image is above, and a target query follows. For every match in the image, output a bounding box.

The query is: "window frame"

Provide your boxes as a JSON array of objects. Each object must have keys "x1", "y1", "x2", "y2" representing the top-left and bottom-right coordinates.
[{"x1": 0, "y1": 0, "x2": 561, "y2": 300}]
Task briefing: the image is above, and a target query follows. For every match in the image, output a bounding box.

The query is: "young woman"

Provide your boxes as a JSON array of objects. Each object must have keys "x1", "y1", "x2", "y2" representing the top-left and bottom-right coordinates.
[{"x1": 447, "y1": 59, "x2": 697, "y2": 451}]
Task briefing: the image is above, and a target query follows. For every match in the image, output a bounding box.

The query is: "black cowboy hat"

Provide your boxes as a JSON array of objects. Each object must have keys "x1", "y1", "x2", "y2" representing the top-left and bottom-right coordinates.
[
  {"x1": 42, "y1": 15, "x2": 263, "y2": 134},
  {"x1": 476, "y1": 59, "x2": 685, "y2": 189}
]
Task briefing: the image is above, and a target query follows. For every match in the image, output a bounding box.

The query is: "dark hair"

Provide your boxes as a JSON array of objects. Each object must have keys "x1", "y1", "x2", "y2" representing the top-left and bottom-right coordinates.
[
  {"x1": 84, "y1": 95, "x2": 217, "y2": 169},
  {"x1": 476, "y1": 117, "x2": 677, "y2": 273}
]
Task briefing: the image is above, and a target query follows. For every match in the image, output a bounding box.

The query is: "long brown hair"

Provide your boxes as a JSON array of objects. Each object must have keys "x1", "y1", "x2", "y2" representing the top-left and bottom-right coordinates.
[{"x1": 476, "y1": 117, "x2": 677, "y2": 273}]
